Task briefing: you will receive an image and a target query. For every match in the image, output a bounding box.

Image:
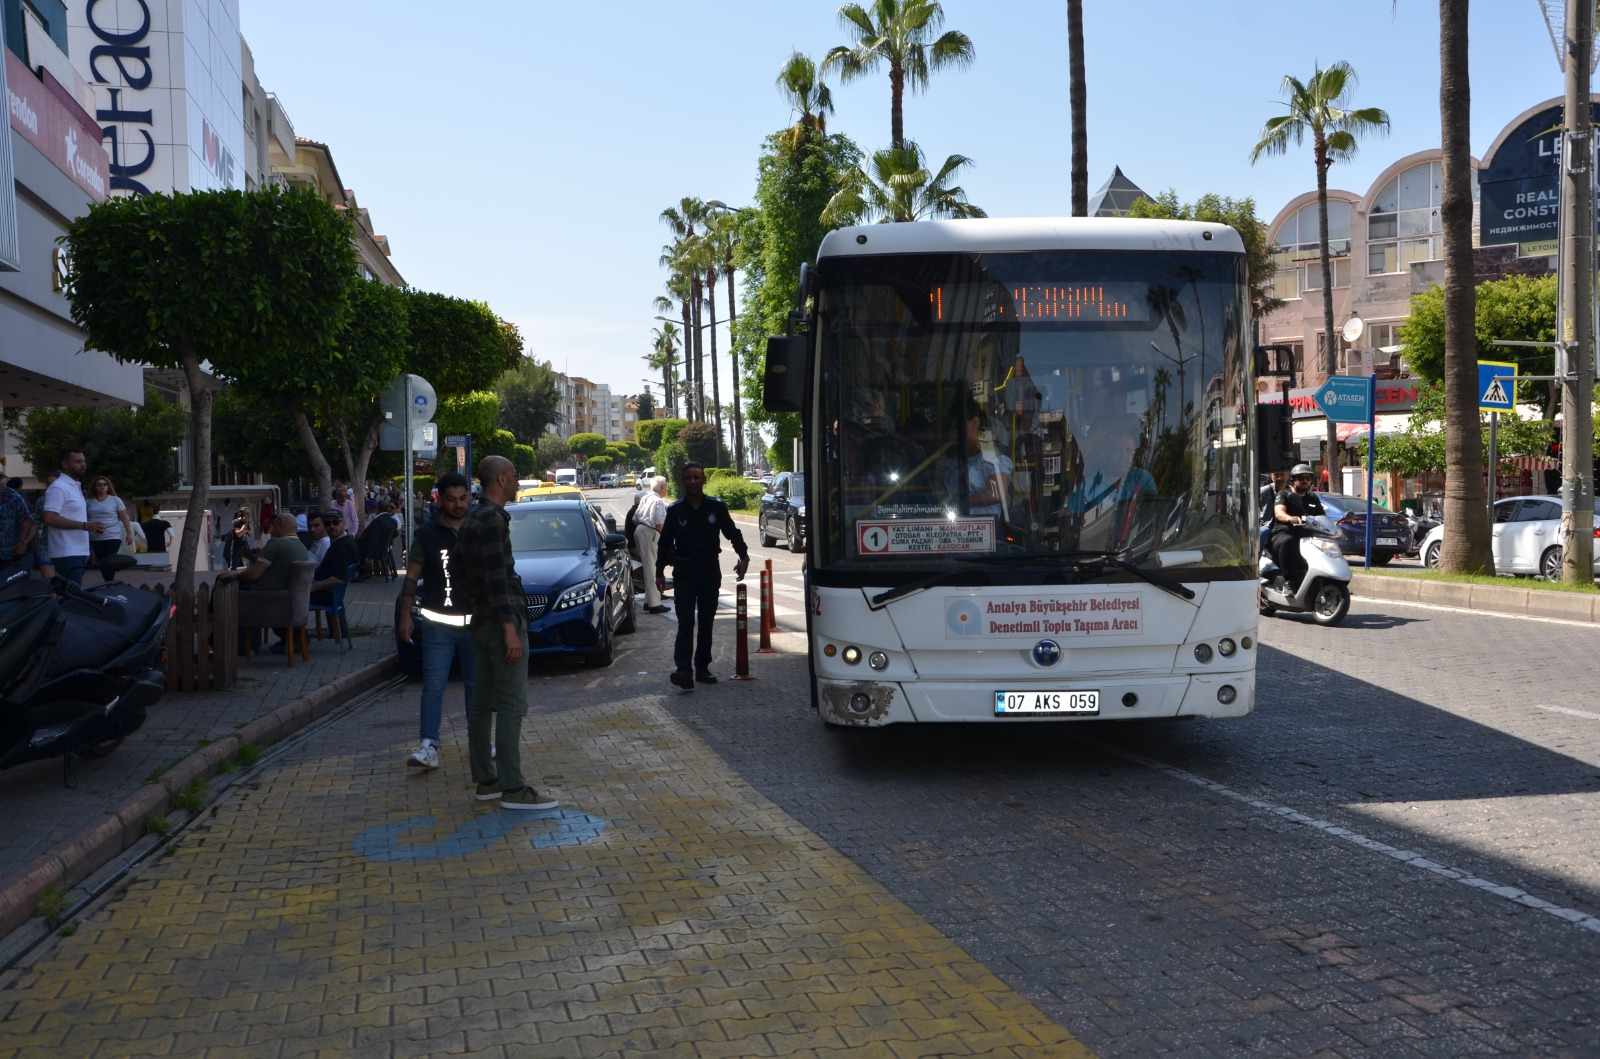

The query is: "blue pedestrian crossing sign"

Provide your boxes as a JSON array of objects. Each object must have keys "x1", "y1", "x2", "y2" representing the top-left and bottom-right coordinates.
[
  {"x1": 1477, "y1": 360, "x2": 1517, "y2": 414},
  {"x1": 1312, "y1": 375, "x2": 1372, "y2": 424}
]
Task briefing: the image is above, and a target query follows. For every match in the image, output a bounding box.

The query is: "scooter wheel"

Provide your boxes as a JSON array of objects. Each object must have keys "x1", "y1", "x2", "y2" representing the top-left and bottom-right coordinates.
[
  {"x1": 76, "y1": 737, "x2": 126, "y2": 760},
  {"x1": 1310, "y1": 581, "x2": 1351, "y2": 626}
]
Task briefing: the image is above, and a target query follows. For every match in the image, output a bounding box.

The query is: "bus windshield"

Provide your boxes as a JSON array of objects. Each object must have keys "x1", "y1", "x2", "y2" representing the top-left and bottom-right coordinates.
[{"x1": 813, "y1": 250, "x2": 1253, "y2": 576}]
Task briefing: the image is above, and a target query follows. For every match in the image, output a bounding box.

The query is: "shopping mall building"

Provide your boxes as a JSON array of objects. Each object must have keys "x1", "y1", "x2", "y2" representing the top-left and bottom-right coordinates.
[{"x1": 1258, "y1": 95, "x2": 1593, "y2": 495}]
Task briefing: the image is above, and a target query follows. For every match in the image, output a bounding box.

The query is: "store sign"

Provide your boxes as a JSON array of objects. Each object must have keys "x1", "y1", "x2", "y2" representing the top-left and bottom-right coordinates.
[
  {"x1": 1261, "y1": 383, "x2": 1420, "y2": 419},
  {"x1": 945, "y1": 591, "x2": 1143, "y2": 641},
  {"x1": 0, "y1": 14, "x2": 19, "y2": 271},
  {"x1": 83, "y1": 0, "x2": 159, "y2": 195},
  {"x1": 1478, "y1": 102, "x2": 1600, "y2": 253},
  {"x1": 5, "y1": 49, "x2": 109, "y2": 200}
]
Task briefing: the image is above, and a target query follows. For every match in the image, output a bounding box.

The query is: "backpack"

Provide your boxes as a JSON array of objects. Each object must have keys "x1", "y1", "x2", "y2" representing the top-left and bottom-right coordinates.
[{"x1": 624, "y1": 496, "x2": 641, "y2": 540}]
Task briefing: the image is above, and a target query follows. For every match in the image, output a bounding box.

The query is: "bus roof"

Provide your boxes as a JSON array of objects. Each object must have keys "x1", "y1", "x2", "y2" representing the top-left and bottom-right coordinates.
[{"x1": 816, "y1": 218, "x2": 1245, "y2": 260}]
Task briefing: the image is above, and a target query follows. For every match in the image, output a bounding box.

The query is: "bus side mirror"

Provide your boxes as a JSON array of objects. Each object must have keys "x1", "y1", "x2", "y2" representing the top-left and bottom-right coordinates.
[
  {"x1": 1255, "y1": 403, "x2": 1295, "y2": 472},
  {"x1": 763, "y1": 335, "x2": 807, "y2": 413}
]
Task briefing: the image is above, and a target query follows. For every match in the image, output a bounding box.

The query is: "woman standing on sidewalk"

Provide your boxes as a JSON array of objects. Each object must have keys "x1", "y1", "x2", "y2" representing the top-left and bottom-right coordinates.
[{"x1": 85, "y1": 476, "x2": 133, "y2": 583}]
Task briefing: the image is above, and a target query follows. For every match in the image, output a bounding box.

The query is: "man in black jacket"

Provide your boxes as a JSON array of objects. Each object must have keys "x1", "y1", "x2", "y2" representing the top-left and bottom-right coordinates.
[{"x1": 656, "y1": 463, "x2": 749, "y2": 691}]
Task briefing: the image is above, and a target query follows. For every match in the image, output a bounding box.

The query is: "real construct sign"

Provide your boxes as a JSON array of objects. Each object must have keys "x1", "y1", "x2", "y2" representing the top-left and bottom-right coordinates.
[{"x1": 1479, "y1": 102, "x2": 1600, "y2": 254}]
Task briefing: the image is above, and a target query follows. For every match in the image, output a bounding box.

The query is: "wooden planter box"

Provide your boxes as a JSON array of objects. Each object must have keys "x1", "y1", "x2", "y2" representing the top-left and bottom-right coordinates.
[{"x1": 160, "y1": 579, "x2": 240, "y2": 692}]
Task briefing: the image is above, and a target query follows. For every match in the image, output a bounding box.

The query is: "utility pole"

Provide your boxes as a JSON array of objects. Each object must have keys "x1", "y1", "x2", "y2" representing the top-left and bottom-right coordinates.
[{"x1": 1559, "y1": 0, "x2": 1595, "y2": 583}]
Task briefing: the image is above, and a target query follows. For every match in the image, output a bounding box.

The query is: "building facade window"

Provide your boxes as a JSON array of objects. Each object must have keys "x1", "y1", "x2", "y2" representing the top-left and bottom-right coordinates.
[
  {"x1": 1271, "y1": 200, "x2": 1353, "y2": 301},
  {"x1": 1367, "y1": 161, "x2": 1442, "y2": 275}
]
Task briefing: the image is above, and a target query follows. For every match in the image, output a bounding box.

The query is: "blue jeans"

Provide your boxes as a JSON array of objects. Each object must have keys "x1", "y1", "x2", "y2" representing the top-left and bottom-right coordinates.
[
  {"x1": 52, "y1": 555, "x2": 89, "y2": 586},
  {"x1": 419, "y1": 618, "x2": 476, "y2": 743}
]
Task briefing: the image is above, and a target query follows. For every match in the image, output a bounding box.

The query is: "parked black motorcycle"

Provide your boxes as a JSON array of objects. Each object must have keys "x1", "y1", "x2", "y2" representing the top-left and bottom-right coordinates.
[{"x1": 0, "y1": 569, "x2": 172, "y2": 783}]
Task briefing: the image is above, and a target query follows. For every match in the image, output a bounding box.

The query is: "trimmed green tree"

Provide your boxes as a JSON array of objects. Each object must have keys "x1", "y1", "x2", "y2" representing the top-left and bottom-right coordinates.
[
  {"x1": 567, "y1": 433, "x2": 609, "y2": 460},
  {"x1": 62, "y1": 188, "x2": 356, "y2": 593},
  {"x1": 676, "y1": 421, "x2": 720, "y2": 467}
]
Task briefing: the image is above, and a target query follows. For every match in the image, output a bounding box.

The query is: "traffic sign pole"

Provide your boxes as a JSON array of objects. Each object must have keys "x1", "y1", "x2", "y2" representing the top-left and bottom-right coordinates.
[{"x1": 1365, "y1": 373, "x2": 1376, "y2": 570}]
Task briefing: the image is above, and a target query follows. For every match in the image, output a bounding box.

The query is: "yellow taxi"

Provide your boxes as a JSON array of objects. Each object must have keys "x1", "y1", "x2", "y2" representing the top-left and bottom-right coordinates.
[
  {"x1": 621, "y1": 473, "x2": 638, "y2": 487},
  {"x1": 515, "y1": 481, "x2": 583, "y2": 503}
]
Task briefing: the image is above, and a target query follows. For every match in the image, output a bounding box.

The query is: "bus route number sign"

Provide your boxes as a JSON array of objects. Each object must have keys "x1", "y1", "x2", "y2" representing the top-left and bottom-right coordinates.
[{"x1": 857, "y1": 518, "x2": 995, "y2": 556}]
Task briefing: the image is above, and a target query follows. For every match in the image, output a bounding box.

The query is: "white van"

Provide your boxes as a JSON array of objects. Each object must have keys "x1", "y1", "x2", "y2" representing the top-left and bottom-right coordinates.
[{"x1": 554, "y1": 468, "x2": 579, "y2": 487}]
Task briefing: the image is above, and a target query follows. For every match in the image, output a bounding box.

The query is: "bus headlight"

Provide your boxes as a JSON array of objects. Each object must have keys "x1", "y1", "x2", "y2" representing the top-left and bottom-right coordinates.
[
  {"x1": 1218, "y1": 638, "x2": 1237, "y2": 658},
  {"x1": 842, "y1": 645, "x2": 862, "y2": 665},
  {"x1": 868, "y1": 651, "x2": 889, "y2": 671},
  {"x1": 1193, "y1": 643, "x2": 1213, "y2": 664}
]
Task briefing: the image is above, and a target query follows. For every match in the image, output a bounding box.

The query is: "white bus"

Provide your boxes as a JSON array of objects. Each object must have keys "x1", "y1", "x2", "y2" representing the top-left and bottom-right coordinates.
[{"x1": 763, "y1": 218, "x2": 1262, "y2": 727}]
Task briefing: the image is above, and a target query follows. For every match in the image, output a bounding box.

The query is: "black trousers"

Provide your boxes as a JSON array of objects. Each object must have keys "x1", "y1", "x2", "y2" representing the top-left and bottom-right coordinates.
[
  {"x1": 1270, "y1": 531, "x2": 1307, "y2": 591},
  {"x1": 672, "y1": 567, "x2": 721, "y2": 675},
  {"x1": 91, "y1": 539, "x2": 122, "y2": 581}
]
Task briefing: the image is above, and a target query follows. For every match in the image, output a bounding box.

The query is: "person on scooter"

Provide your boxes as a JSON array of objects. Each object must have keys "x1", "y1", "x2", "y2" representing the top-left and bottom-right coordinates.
[{"x1": 1270, "y1": 464, "x2": 1325, "y2": 591}]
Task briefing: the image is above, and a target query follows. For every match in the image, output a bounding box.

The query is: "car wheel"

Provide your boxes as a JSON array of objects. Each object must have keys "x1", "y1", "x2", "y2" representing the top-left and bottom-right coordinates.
[
  {"x1": 1423, "y1": 541, "x2": 1442, "y2": 569},
  {"x1": 616, "y1": 585, "x2": 636, "y2": 635},
  {"x1": 786, "y1": 517, "x2": 803, "y2": 554},
  {"x1": 1540, "y1": 545, "x2": 1563, "y2": 581},
  {"x1": 586, "y1": 619, "x2": 614, "y2": 667},
  {"x1": 760, "y1": 514, "x2": 777, "y2": 549}
]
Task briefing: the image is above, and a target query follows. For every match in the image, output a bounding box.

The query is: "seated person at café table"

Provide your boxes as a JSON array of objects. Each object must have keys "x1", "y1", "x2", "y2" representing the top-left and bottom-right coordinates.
[
  {"x1": 219, "y1": 514, "x2": 309, "y2": 591},
  {"x1": 310, "y1": 508, "x2": 359, "y2": 638}
]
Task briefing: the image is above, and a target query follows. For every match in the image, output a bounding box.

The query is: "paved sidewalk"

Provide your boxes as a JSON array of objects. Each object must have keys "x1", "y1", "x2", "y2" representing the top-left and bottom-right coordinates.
[
  {"x1": 0, "y1": 577, "x2": 400, "y2": 893},
  {"x1": 0, "y1": 606, "x2": 1084, "y2": 1057}
]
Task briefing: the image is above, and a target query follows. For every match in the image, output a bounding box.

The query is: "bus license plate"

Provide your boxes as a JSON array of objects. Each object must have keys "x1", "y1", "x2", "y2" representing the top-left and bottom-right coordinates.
[{"x1": 994, "y1": 690, "x2": 1100, "y2": 715}]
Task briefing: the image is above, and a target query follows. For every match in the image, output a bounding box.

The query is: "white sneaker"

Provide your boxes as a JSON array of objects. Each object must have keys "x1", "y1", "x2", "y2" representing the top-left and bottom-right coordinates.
[{"x1": 407, "y1": 742, "x2": 440, "y2": 770}]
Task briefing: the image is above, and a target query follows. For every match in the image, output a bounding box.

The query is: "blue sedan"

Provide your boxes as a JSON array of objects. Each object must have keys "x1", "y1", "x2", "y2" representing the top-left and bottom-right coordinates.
[
  {"x1": 512, "y1": 499, "x2": 636, "y2": 666},
  {"x1": 1316, "y1": 493, "x2": 1411, "y2": 565}
]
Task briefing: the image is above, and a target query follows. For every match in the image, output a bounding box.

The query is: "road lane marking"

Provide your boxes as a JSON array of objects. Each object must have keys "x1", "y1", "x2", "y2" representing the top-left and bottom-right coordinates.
[
  {"x1": 1107, "y1": 745, "x2": 1600, "y2": 936},
  {"x1": 1534, "y1": 704, "x2": 1600, "y2": 721},
  {"x1": 1352, "y1": 595, "x2": 1600, "y2": 630}
]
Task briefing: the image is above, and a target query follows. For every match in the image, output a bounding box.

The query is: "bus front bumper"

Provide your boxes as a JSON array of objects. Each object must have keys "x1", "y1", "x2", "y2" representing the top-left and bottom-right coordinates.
[{"x1": 817, "y1": 672, "x2": 1255, "y2": 727}]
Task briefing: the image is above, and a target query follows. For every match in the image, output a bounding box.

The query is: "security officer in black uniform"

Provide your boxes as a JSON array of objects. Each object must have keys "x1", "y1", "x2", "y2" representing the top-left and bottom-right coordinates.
[
  {"x1": 656, "y1": 462, "x2": 750, "y2": 691},
  {"x1": 1270, "y1": 463, "x2": 1325, "y2": 592}
]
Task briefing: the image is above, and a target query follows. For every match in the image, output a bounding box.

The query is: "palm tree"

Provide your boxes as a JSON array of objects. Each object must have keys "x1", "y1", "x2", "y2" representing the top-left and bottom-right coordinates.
[
  {"x1": 823, "y1": 0, "x2": 975, "y2": 151},
  {"x1": 1067, "y1": 0, "x2": 1087, "y2": 216},
  {"x1": 1249, "y1": 62, "x2": 1389, "y2": 479},
  {"x1": 1437, "y1": 0, "x2": 1490, "y2": 572},
  {"x1": 691, "y1": 235, "x2": 726, "y2": 457},
  {"x1": 649, "y1": 321, "x2": 680, "y2": 418},
  {"x1": 660, "y1": 198, "x2": 709, "y2": 421},
  {"x1": 777, "y1": 52, "x2": 834, "y2": 149},
  {"x1": 707, "y1": 211, "x2": 747, "y2": 472},
  {"x1": 822, "y1": 141, "x2": 987, "y2": 226}
]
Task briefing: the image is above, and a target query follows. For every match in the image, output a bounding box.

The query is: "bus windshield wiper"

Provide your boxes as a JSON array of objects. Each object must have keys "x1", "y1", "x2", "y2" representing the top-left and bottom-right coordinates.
[
  {"x1": 866, "y1": 560, "x2": 984, "y2": 610},
  {"x1": 1059, "y1": 550, "x2": 1198, "y2": 604}
]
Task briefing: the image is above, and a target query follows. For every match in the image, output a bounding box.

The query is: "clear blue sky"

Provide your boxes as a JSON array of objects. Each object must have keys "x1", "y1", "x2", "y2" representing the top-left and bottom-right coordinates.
[{"x1": 244, "y1": 1, "x2": 1565, "y2": 399}]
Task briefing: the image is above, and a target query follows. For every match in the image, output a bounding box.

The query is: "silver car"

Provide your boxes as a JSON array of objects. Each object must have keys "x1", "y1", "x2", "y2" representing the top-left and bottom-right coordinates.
[{"x1": 1420, "y1": 496, "x2": 1600, "y2": 579}]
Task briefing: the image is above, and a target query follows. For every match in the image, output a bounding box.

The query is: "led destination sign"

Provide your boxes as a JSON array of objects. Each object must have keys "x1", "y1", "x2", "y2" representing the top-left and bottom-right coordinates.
[{"x1": 929, "y1": 282, "x2": 1150, "y2": 324}]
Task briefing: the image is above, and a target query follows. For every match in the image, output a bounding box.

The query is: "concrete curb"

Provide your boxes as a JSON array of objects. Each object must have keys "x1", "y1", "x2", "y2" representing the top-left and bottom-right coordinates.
[
  {"x1": 0, "y1": 655, "x2": 399, "y2": 939},
  {"x1": 1352, "y1": 572, "x2": 1600, "y2": 624}
]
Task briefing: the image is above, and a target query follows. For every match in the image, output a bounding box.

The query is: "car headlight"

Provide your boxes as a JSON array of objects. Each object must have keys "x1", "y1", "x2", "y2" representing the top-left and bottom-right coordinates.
[{"x1": 553, "y1": 580, "x2": 599, "y2": 611}]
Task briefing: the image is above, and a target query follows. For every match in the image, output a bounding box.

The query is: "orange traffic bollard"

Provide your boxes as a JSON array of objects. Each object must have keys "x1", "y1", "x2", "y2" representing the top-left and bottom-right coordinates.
[
  {"x1": 763, "y1": 558, "x2": 779, "y2": 634},
  {"x1": 758, "y1": 569, "x2": 776, "y2": 653},
  {"x1": 734, "y1": 581, "x2": 753, "y2": 679}
]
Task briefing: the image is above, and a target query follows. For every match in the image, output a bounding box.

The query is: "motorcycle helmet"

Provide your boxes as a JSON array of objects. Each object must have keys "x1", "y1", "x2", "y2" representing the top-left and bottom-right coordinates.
[{"x1": 1289, "y1": 463, "x2": 1314, "y2": 480}]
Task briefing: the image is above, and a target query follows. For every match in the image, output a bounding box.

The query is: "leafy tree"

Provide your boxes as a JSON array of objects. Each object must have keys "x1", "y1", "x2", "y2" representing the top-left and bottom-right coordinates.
[
  {"x1": 496, "y1": 356, "x2": 561, "y2": 441},
  {"x1": 1127, "y1": 190, "x2": 1285, "y2": 320},
  {"x1": 654, "y1": 439, "x2": 690, "y2": 496},
  {"x1": 408, "y1": 292, "x2": 517, "y2": 397},
  {"x1": 532, "y1": 434, "x2": 570, "y2": 477},
  {"x1": 636, "y1": 390, "x2": 656, "y2": 420},
  {"x1": 585, "y1": 455, "x2": 613, "y2": 474},
  {"x1": 1399, "y1": 275, "x2": 1558, "y2": 415},
  {"x1": 823, "y1": 0, "x2": 974, "y2": 151},
  {"x1": 436, "y1": 391, "x2": 501, "y2": 440},
  {"x1": 62, "y1": 187, "x2": 356, "y2": 593},
  {"x1": 18, "y1": 388, "x2": 188, "y2": 498},
  {"x1": 737, "y1": 131, "x2": 863, "y2": 454},
  {"x1": 677, "y1": 421, "x2": 720, "y2": 466},
  {"x1": 638, "y1": 417, "x2": 684, "y2": 452},
  {"x1": 213, "y1": 386, "x2": 315, "y2": 484},
  {"x1": 567, "y1": 433, "x2": 609, "y2": 460},
  {"x1": 511, "y1": 443, "x2": 536, "y2": 477},
  {"x1": 822, "y1": 141, "x2": 985, "y2": 226},
  {"x1": 1371, "y1": 379, "x2": 1554, "y2": 476},
  {"x1": 776, "y1": 52, "x2": 835, "y2": 149},
  {"x1": 1250, "y1": 61, "x2": 1390, "y2": 475},
  {"x1": 615, "y1": 440, "x2": 647, "y2": 466}
]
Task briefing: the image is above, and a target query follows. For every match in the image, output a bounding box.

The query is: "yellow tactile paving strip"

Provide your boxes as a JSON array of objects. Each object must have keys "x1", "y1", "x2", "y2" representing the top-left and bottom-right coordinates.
[{"x1": 0, "y1": 695, "x2": 1090, "y2": 1058}]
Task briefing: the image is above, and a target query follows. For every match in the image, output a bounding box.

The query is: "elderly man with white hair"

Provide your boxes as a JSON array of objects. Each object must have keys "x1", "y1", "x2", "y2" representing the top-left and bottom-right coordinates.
[{"x1": 634, "y1": 476, "x2": 670, "y2": 614}]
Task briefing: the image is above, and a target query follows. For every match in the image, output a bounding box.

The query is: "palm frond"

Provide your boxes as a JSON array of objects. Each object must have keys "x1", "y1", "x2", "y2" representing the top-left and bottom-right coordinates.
[
  {"x1": 1248, "y1": 114, "x2": 1302, "y2": 162},
  {"x1": 1313, "y1": 61, "x2": 1358, "y2": 105},
  {"x1": 903, "y1": 43, "x2": 930, "y2": 92},
  {"x1": 838, "y1": 2, "x2": 878, "y2": 39},
  {"x1": 1324, "y1": 129, "x2": 1360, "y2": 161},
  {"x1": 928, "y1": 30, "x2": 974, "y2": 70}
]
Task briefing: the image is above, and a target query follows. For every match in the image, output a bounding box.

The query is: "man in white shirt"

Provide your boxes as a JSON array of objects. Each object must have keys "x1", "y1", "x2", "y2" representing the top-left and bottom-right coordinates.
[
  {"x1": 306, "y1": 511, "x2": 332, "y2": 563},
  {"x1": 634, "y1": 477, "x2": 670, "y2": 614},
  {"x1": 41, "y1": 450, "x2": 101, "y2": 585}
]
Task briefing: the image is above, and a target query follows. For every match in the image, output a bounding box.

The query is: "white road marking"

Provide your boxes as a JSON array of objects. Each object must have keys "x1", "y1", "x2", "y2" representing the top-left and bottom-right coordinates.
[
  {"x1": 1352, "y1": 595, "x2": 1600, "y2": 630},
  {"x1": 1107, "y1": 745, "x2": 1600, "y2": 936},
  {"x1": 1534, "y1": 704, "x2": 1600, "y2": 721}
]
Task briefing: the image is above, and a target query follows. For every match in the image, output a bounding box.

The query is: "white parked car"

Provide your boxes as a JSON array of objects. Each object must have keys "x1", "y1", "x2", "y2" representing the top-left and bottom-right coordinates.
[{"x1": 1420, "y1": 496, "x2": 1600, "y2": 579}]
